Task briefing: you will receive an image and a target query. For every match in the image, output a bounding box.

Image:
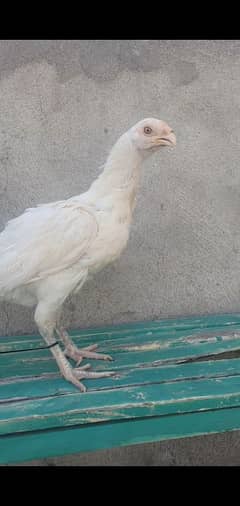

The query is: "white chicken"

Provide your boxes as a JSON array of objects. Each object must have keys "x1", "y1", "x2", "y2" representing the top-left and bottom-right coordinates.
[{"x1": 0, "y1": 118, "x2": 176, "y2": 391}]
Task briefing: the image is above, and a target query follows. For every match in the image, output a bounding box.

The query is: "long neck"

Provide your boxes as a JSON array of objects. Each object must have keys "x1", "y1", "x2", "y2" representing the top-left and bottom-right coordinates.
[{"x1": 89, "y1": 133, "x2": 142, "y2": 198}]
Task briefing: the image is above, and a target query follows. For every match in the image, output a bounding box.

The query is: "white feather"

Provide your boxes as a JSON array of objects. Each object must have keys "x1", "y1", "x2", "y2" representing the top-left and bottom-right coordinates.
[
  {"x1": 0, "y1": 118, "x2": 175, "y2": 310},
  {"x1": 0, "y1": 117, "x2": 176, "y2": 389}
]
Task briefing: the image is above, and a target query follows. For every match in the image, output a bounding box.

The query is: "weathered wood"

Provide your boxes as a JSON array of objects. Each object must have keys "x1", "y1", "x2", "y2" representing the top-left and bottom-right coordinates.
[
  {"x1": 1, "y1": 407, "x2": 240, "y2": 465},
  {"x1": 1, "y1": 313, "x2": 240, "y2": 464}
]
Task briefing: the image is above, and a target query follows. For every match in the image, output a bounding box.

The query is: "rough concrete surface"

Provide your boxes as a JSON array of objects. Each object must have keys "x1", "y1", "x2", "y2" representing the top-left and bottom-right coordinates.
[
  {"x1": 15, "y1": 431, "x2": 240, "y2": 466},
  {"x1": 1, "y1": 40, "x2": 240, "y2": 465}
]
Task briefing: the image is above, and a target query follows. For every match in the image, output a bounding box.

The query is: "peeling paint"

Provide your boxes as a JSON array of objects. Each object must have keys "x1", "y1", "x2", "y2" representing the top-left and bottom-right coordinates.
[{"x1": 122, "y1": 342, "x2": 167, "y2": 352}]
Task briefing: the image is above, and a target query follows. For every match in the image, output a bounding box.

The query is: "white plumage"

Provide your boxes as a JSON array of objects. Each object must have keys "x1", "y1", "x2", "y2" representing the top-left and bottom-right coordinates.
[{"x1": 0, "y1": 118, "x2": 176, "y2": 390}]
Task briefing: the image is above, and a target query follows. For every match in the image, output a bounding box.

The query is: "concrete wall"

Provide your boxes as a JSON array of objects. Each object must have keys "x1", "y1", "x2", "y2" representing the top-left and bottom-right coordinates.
[{"x1": 1, "y1": 40, "x2": 240, "y2": 465}]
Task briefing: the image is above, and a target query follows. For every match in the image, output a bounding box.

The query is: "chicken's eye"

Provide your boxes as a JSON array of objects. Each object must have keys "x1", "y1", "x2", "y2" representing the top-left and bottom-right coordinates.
[{"x1": 144, "y1": 126, "x2": 152, "y2": 135}]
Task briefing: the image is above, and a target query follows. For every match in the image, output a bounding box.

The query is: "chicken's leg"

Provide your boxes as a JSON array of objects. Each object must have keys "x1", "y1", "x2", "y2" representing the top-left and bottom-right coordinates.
[
  {"x1": 35, "y1": 303, "x2": 114, "y2": 391},
  {"x1": 56, "y1": 326, "x2": 113, "y2": 365}
]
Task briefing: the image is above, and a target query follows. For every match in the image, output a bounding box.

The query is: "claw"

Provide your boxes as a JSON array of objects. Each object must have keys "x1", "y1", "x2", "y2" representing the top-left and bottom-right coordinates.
[
  {"x1": 61, "y1": 365, "x2": 116, "y2": 392},
  {"x1": 83, "y1": 344, "x2": 98, "y2": 351},
  {"x1": 64, "y1": 343, "x2": 113, "y2": 364},
  {"x1": 78, "y1": 363, "x2": 91, "y2": 370},
  {"x1": 64, "y1": 370, "x2": 87, "y2": 392},
  {"x1": 73, "y1": 369, "x2": 116, "y2": 380},
  {"x1": 55, "y1": 329, "x2": 115, "y2": 390}
]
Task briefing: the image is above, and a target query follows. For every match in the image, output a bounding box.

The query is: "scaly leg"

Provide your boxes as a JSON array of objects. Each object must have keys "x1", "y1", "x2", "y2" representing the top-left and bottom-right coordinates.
[
  {"x1": 35, "y1": 303, "x2": 114, "y2": 391},
  {"x1": 56, "y1": 326, "x2": 113, "y2": 365}
]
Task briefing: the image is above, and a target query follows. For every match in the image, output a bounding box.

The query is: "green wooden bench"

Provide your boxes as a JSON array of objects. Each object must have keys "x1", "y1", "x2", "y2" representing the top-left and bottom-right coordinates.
[{"x1": 1, "y1": 313, "x2": 240, "y2": 465}]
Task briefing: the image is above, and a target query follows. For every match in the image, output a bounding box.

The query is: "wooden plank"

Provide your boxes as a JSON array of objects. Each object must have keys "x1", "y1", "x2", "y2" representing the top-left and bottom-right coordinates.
[
  {"x1": 1, "y1": 335, "x2": 240, "y2": 381},
  {"x1": 1, "y1": 406, "x2": 240, "y2": 465},
  {"x1": 1, "y1": 314, "x2": 240, "y2": 378},
  {"x1": 1, "y1": 314, "x2": 240, "y2": 464},
  {"x1": 1, "y1": 357, "x2": 240, "y2": 402},
  {"x1": 1, "y1": 374, "x2": 240, "y2": 435},
  {"x1": 2, "y1": 312, "x2": 240, "y2": 352}
]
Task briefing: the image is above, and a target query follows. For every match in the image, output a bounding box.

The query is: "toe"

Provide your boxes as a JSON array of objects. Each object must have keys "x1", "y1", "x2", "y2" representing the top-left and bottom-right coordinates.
[
  {"x1": 66, "y1": 373, "x2": 87, "y2": 392},
  {"x1": 104, "y1": 354, "x2": 114, "y2": 361},
  {"x1": 83, "y1": 344, "x2": 98, "y2": 351}
]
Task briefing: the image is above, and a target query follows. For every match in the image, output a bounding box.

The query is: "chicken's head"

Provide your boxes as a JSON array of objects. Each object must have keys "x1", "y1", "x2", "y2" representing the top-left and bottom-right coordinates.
[{"x1": 129, "y1": 118, "x2": 176, "y2": 153}]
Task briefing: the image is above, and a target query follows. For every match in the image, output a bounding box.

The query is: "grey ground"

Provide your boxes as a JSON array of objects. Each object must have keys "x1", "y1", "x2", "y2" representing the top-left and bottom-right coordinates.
[
  {"x1": 1, "y1": 40, "x2": 240, "y2": 465},
  {"x1": 13, "y1": 431, "x2": 240, "y2": 466}
]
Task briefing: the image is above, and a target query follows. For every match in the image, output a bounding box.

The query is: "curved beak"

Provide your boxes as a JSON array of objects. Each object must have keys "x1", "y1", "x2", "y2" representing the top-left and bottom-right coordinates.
[{"x1": 159, "y1": 132, "x2": 176, "y2": 147}]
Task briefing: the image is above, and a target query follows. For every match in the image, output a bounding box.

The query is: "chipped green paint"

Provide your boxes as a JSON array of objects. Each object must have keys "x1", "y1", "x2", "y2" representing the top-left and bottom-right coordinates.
[
  {"x1": 2, "y1": 407, "x2": 240, "y2": 465},
  {"x1": 1, "y1": 313, "x2": 240, "y2": 464}
]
